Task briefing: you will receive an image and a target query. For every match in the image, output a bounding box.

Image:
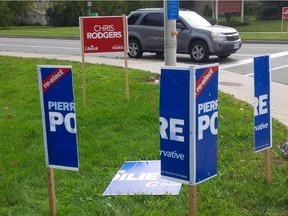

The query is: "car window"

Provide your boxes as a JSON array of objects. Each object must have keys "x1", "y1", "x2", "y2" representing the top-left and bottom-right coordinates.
[
  {"x1": 180, "y1": 11, "x2": 211, "y2": 28},
  {"x1": 141, "y1": 13, "x2": 163, "y2": 27},
  {"x1": 176, "y1": 19, "x2": 188, "y2": 29},
  {"x1": 128, "y1": 13, "x2": 141, "y2": 25}
]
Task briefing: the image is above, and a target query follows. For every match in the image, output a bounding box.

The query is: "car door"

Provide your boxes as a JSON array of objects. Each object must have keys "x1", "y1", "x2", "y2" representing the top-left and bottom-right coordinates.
[
  {"x1": 138, "y1": 12, "x2": 164, "y2": 51},
  {"x1": 176, "y1": 19, "x2": 191, "y2": 53}
]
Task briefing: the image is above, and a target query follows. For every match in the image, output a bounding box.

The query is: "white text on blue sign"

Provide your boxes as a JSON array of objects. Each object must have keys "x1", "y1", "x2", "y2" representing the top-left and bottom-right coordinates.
[
  {"x1": 48, "y1": 101, "x2": 76, "y2": 134},
  {"x1": 254, "y1": 94, "x2": 269, "y2": 131},
  {"x1": 198, "y1": 99, "x2": 218, "y2": 140}
]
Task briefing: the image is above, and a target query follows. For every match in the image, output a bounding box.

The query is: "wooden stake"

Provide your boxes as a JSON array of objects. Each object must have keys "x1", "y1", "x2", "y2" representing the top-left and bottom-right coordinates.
[
  {"x1": 122, "y1": 14, "x2": 130, "y2": 101},
  {"x1": 47, "y1": 168, "x2": 56, "y2": 216},
  {"x1": 80, "y1": 17, "x2": 87, "y2": 109},
  {"x1": 189, "y1": 185, "x2": 197, "y2": 216},
  {"x1": 264, "y1": 148, "x2": 272, "y2": 184}
]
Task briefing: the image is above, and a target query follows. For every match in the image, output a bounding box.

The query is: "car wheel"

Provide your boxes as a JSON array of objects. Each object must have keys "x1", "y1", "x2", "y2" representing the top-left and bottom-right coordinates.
[
  {"x1": 128, "y1": 38, "x2": 143, "y2": 58},
  {"x1": 189, "y1": 41, "x2": 209, "y2": 62},
  {"x1": 218, "y1": 54, "x2": 231, "y2": 59}
]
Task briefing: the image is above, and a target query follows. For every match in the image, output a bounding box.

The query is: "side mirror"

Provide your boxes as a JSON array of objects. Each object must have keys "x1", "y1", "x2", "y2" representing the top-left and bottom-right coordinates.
[
  {"x1": 210, "y1": 18, "x2": 218, "y2": 25},
  {"x1": 176, "y1": 22, "x2": 185, "y2": 30}
]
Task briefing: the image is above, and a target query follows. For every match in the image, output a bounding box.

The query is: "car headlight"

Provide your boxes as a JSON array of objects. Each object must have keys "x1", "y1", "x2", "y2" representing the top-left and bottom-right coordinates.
[{"x1": 211, "y1": 32, "x2": 226, "y2": 42}]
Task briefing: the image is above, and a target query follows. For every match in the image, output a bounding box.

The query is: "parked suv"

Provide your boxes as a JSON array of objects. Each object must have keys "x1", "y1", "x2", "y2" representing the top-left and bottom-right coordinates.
[{"x1": 128, "y1": 8, "x2": 242, "y2": 62}]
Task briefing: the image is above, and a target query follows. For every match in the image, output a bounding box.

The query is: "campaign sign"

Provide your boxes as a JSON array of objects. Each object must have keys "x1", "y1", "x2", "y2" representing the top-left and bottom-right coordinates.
[
  {"x1": 283, "y1": 7, "x2": 288, "y2": 20},
  {"x1": 160, "y1": 67, "x2": 191, "y2": 184},
  {"x1": 103, "y1": 161, "x2": 182, "y2": 195},
  {"x1": 254, "y1": 55, "x2": 272, "y2": 152},
  {"x1": 38, "y1": 65, "x2": 79, "y2": 171},
  {"x1": 195, "y1": 65, "x2": 219, "y2": 184},
  {"x1": 80, "y1": 16, "x2": 126, "y2": 53},
  {"x1": 160, "y1": 65, "x2": 218, "y2": 185}
]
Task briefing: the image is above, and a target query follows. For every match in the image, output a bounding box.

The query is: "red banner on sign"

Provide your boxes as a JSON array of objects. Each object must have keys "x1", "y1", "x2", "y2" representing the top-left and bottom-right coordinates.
[
  {"x1": 283, "y1": 7, "x2": 288, "y2": 20},
  {"x1": 196, "y1": 66, "x2": 218, "y2": 98},
  {"x1": 42, "y1": 68, "x2": 70, "y2": 93},
  {"x1": 81, "y1": 16, "x2": 126, "y2": 53}
]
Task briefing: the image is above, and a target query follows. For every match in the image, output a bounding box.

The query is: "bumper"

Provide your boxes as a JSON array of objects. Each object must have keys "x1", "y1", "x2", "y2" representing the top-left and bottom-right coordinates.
[{"x1": 210, "y1": 40, "x2": 242, "y2": 56}]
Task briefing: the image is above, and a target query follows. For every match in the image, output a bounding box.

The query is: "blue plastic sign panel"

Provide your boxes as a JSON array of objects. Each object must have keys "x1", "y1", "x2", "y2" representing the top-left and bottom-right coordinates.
[
  {"x1": 103, "y1": 161, "x2": 182, "y2": 195},
  {"x1": 38, "y1": 65, "x2": 79, "y2": 171},
  {"x1": 167, "y1": 0, "x2": 179, "y2": 20},
  {"x1": 160, "y1": 65, "x2": 218, "y2": 185},
  {"x1": 254, "y1": 55, "x2": 272, "y2": 152},
  {"x1": 160, "y1": 67, "x2": 192, "y2": 185},
  {"x1": 194, "y1": 64, "x2": 219, "y2": 184}
]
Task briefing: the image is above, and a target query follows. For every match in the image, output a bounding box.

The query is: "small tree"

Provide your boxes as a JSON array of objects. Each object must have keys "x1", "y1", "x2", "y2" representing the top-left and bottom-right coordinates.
[
  {"x1": 46, "y1": 2, "x2": 86, "y2": 27},
  {"x1": 0, "y1": 2, "x2": 12, "y2": 28},
  {"x1": 7, "y1": 1, "x2": 34, "y2": 25},
  {"x1": 257, "y1": 1, "x2": 287, "y2": 20}
]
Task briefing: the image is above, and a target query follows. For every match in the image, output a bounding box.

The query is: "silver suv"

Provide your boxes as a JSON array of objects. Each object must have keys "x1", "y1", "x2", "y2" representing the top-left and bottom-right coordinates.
[{"x1": 128, "y1": 8, "x2": 242, "y2": 62}]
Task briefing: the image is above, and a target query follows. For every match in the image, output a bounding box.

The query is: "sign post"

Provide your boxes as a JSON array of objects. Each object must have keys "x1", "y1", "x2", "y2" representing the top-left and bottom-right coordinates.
[
  {"x1": 47, "y1": 168, "x2": 56, "y2": 216},
  {"x1": 79, "y1": 16, "x2": 129, "y2": 107},
  {"x1": 160, "y1": 65, "x2": 219, "y2": 215},
  {"x1": 253, "y1": 55, "x2": 272, "y2": 184},
  {"x1": 38, "y1": 65, "x2": 79, "y2": 215}
]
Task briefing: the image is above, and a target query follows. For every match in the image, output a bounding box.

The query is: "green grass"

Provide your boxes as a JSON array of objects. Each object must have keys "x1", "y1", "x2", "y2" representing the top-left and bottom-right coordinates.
[
  {"x1": 0, "y1": 56, "x2": 287, "y2": 215},
  {"x1": 0, "y1": 26, "x2": 80, "y2": 38}
]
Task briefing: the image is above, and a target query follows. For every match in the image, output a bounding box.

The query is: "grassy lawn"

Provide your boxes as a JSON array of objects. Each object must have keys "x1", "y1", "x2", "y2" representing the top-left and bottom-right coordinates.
[
  {"x1": 0, "y1": 56, "x2": 287, "y2": 215},
  {"x1": 0, "y1": 26, "x2": 80, "y2": 38}
]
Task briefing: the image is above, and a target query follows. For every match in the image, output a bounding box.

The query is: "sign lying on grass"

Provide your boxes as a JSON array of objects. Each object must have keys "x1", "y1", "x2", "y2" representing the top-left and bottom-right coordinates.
[
  {"x1": 254, "y1": 55, "x2": 272, "y2": 152},
  {"x1": 38, "y1": 65, "x2": 79, "y2": 171},
  {"x1": 80, "y1": 16, "x2": 127, "y2": 53},
  {"x1": 159, "y1": 65, "x2": 218, "y2": 185},
  {"x1": 103, "y1": 161, "x2": 182, "y2": 195}
]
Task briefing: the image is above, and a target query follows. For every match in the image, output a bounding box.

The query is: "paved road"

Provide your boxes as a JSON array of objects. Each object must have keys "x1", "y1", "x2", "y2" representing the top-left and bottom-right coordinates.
[{"x1": 0, "y1": 37, "x2": 288, "y2": 85}]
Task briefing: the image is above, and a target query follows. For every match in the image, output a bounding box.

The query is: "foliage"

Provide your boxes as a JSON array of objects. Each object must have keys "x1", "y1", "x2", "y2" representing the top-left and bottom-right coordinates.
[
  {"x1": 244, "y1": 1, "x2": 256, "y2": 15},
  {"x1": 0, "y1": 56, "x2": 287, "y2": 215},
  {"x1": 0, "y1": 2, "x2": 12, "y2": 28},
  {"x1": 179, "y1": 1, "x2": 195, "y2": 11},
  {"x1": 0, "y1": 1, "x2": 33, "y2": 27},
  {"x1": 6, "y1": 1, "x2": 34, "y2": 26},
  {"x1": 46, "y1": 2, "x2": 86, "y2": 27},
  {"x1": 256, "y1": 1, "x2": 288, "y2": 20},
  {"x1": 203, "y1": 4, "x2": 212, "y2": 18}
]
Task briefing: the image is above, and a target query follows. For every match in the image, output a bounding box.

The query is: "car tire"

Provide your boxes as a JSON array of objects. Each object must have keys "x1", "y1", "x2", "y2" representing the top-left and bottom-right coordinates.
[
  {"x1": 218, "y1": 54, "x2": 231, "y2": 59},
  {"x1": 189, "y1": 41, "x2": 209, "y2": 62},
  {"x1": 128, "y1": 38, "x2": 143, "y2": 58}
]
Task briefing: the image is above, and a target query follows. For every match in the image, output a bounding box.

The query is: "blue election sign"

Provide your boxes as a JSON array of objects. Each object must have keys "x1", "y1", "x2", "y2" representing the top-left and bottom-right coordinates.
[
  {"x1": 160, "y1": 65, "x2": 218, "y2": 185},
  {"x1": 103, "y1": 161, "x2": 182, "y2": 195},
  {"x1": 254, "y1": 55, "x2": 272, "y2": 152},
  {"x1": 160, "y1": 67, "x2": 191, "y2": 184},
  {"x1": 195, "y1": 65, "x2": 218, "y2": 184},
  {"x1": 38, "y1": 65, "x2": 79, "y2": 171},
  {"x1": 167, "y1": 0, "x2": 179, "y2": 20}
]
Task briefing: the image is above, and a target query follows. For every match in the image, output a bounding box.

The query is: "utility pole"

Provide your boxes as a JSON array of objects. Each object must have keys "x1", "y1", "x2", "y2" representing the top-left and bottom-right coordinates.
[{"x1": 164, "y1": 0, "x2": 178, "y2": 66}]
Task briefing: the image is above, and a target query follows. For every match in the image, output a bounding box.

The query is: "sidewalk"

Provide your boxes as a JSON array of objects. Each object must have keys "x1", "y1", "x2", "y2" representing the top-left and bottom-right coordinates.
[{"x1": 1, "y1": 51, "x2": 287, "y2": 126}]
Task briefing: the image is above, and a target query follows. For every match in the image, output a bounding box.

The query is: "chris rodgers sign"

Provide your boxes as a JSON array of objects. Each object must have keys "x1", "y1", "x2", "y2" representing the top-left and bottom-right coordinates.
[
  {"x1": 159, "y1": 65, "x2": 219, "y2": 185},
  {"x1": 80, "y1": 16, "x2": 127, "y2": 53}
]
